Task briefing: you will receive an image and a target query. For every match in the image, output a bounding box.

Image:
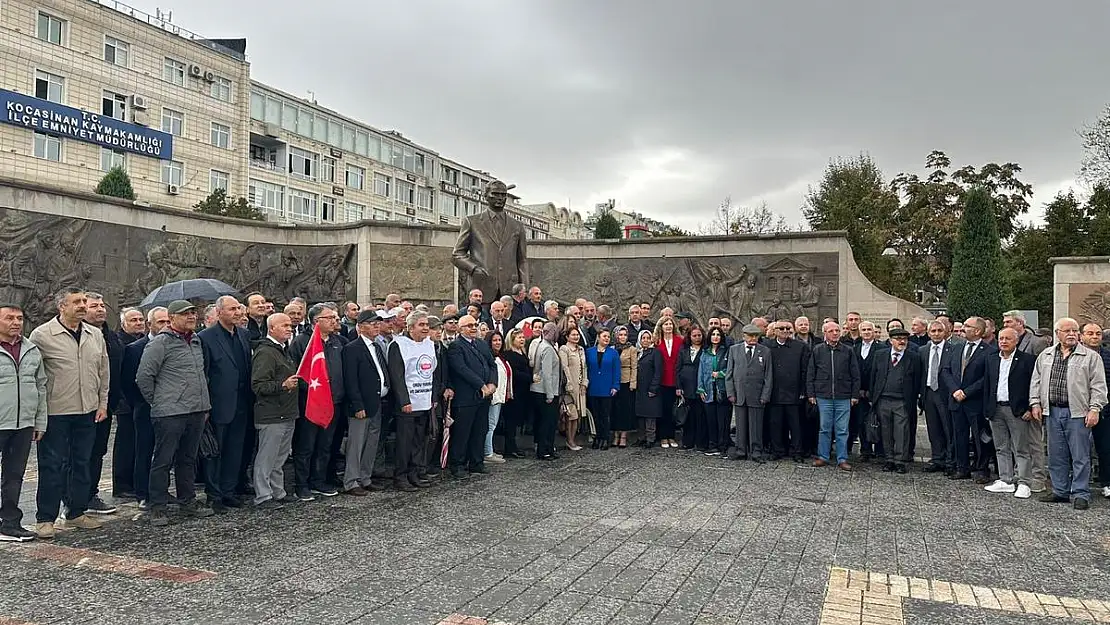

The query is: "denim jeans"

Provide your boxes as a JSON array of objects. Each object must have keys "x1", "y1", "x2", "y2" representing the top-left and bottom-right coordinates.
[
  {"x1": 817, "y1": 399, "x2": 851, "y2": 464},
  {"x1": 36, "y1": 412, "x2": 96, "y2": 522},
  {"x1": 485, "y1": 403, "x2": 502, "y2": 457},
  {"x1": 1047, "y1": 406, "x2": 1093, "y2": 501}
]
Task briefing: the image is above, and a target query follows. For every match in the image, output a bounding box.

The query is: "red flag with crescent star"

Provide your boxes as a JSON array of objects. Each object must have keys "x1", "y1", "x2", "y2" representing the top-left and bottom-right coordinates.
[{"x1": 296, "y1": 324, "x2": 334, "y2": 428}]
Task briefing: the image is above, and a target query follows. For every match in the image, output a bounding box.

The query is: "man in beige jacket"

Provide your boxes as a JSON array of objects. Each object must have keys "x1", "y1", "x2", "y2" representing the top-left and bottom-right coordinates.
[{"x1": 28, "y1": 288, "x2": 110, "y2": 538}]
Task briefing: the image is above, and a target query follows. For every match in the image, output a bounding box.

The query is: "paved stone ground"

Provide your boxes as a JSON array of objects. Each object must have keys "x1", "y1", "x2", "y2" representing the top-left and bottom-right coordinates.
[{"x1": 3, "y1": 425, "x2": 1110, "y2": 625}]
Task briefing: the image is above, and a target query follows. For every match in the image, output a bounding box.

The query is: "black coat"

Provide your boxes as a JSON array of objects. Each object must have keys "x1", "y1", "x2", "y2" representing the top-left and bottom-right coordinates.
[
  {"x1": 918, "y1": 339, "x2": 956, "y2": 396},
  {"x1": 198, "y1": 324, "x2": 253, "y2": 425},
  {"x1": 446, "y1": 337, "x2": 497, "y2": 407},
  {"x1": 635, "y1": 348, "x2": 662, "y2": 419},
  {"x1": 768, "y1": 339, "x2": 809, "y2": 405},
  {"x1": 342, "y1": 336, "x2": 388, "y2": 420},
  {"x1": 807, "y1": 342, "x2": 860, "y2": 400},
  {"x1": 940, "y1": 340, "x2": 993, "y2": 414},
  {"x1": 869, "y1": 347, "x2": 922, "y2": 417},
  {"x1": 675, "y1": 345, "x2": 703, "y2": 398},
  {"x1": 853, "y1": 341, "x2": 881, "y2": 397},
  {"x1": 983, "y1": 349, "x2": 1035, "y2": 417},
  {"x1": 100, "y1": 324, "x2": 124, "y2": 414},
  {"x1": 121, "y1": 335, "x2": 150, "y2": 414}
]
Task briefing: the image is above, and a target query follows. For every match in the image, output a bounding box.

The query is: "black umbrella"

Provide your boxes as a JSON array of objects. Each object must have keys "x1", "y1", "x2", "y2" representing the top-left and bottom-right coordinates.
[{"x1": 140, "y1": 278, "x2": 241, "y2": 308}]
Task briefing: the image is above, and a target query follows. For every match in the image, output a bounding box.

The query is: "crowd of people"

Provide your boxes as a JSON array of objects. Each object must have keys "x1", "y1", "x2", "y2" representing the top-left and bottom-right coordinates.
[{"x1": 0, "y1": 281, "x2": 1106, "y2": 542}]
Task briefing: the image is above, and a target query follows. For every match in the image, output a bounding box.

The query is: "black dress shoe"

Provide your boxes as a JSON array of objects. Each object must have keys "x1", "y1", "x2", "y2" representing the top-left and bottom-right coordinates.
[
  {"x1": 1075, "y1": 498, "x2": 1090, "y2": 510},
  {"x1": 538, "y1": 454, "x2": 555, "y2": 461},
  {"x1": 948, "y1": 471, "x2": 972, "y2": 480},
  {"x1": 1038, "y1": 492, "x2": 1070, "y2": 503},
  {"x1": 882, "y1": 462, "x2": 896, "y2": 472},
  {"x1": 549, "y1": 453, "x2": 560, "y2": 460},
  {"x1": 450, "y1": 469, "x2": 470, "y2": 479},
  {"x1": 591, "y1": 439, "x2": 601, "y2": 449},
  {"x1": 470, "y1": 465, "x2": 490, "y2": 475},
  {"x1": 895, "y1": 464, "x2": 907, "y2": 474},
  {"x1": 395, "y1": 481, "x2": 418, "y2": 492},
  {"x1": 509, "y1": 451, "x2": 528, "y2": 459},
  {"x1": 410, "y1": 478, "x2": 433, "y2": 488},
  {"x1": 222, "y1": 497, "x2": 244, "y2": 509},
  {"x1": 922, "y1": 463, "x2": 943, "y2": 473}
]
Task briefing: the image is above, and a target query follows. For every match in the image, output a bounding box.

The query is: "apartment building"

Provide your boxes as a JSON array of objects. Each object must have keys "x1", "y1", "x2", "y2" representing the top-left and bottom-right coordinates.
[{"x1": 0, "y1": 0, "x2": 250, "y2": 208}]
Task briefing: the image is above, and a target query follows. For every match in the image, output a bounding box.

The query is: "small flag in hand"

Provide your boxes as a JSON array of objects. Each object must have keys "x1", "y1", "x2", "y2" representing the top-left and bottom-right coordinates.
[{"x1": 296, "y1": 324, "x2": 334, "y2": 429}]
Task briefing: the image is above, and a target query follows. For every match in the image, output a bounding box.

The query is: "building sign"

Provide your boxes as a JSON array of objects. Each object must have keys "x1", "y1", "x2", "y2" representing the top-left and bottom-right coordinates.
[
  {"x1": 0, "y1": 89, "x2": 173, "y2": 159},
  {"x1": 440, "y1": 181, "x2": 484, "y2": 203}
]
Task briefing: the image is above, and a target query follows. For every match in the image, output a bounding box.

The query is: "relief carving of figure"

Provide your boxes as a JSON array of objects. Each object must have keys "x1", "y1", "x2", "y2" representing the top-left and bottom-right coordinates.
[
  {"x1": 796, "y1": 274, "x2": 822, "y2": 321},
  {"x1": 234, "y1": 246, "x2": 262, "y2": 291},
  {"x1": 766, "y1": 297, "x2": 792, "y2": 322},
  {"x1": 730, "y1": 273, "x2": 758, "y2": 323}
]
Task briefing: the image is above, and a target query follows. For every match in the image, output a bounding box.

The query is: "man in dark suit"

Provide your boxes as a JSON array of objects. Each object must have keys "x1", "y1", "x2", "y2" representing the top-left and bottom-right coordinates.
[
  {"x1": 341, "y1": 310, "x2": 389, "y2": 495},
  {"x1": 768, "y1": 322, "x2": 808, "y2": 461},
  {"x1": 852, "y1": 321, "x2": 882, "y2": 461},
  {"x1": 919, "y1": 320, "x2": 956, "y2": 473},
  {"x1": 446, "y1": 314, "x2": 497, "y2": 478},
  {"x1": 982, "y1": 327, "x2": 1036, "y2": 498},
  {"x1": 198, "y1": 296, "x2": 253, "y2": 513},
  {"x1": 488, "y1": 300, "x2": 513, "y2": 339},
  {"x1": 940, "y1": 316, "x2": 994, "y2": 481},
  {"x1": 725, "y1": 324, "x2": 773, "y2": 462},
  {"x1": 870, "y1": 329, "x2": 922, "y2": 473},
  {"x1": 289, "y1": 304, "x2": 346, "y2": 500},
  {"x1": 451, "y1": 180, "x2": 529, "y2": 304},
  {"x1": 120, "y1": 307, "x2": 171, "y2": 507}
]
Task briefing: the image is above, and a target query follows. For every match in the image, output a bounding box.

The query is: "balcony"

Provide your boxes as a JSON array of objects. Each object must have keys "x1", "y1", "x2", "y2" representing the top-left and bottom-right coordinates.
[{"x1": 250, "y1": 159, "x2": 285, "y2": 173}]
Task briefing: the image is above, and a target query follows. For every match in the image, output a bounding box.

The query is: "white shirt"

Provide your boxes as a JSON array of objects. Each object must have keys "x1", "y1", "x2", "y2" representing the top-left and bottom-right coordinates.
[
  {"x1": 928, "y1": 342, "x2": 942, "y2": 389},
  {"x1": 361, "y1": 335, "x2": 389, "y2": 397},
  {"x1": 861, "y1": 340, "x2": 874, "y2": 360},
  {"x1": 997, "y1": 351, "x2": 1013, "y2": 403}
]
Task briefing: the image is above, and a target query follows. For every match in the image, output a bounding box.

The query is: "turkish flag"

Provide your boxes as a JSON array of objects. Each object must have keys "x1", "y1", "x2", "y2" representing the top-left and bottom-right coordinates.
[{"x1": 296, "y1": 325, "x2": 334, "y2": 428}]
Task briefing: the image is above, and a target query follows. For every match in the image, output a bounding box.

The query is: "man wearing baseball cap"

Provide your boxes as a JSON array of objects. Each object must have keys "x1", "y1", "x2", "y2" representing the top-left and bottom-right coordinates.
[{"x1": 340, "y1": 310, "x2": 390, "y2": 495}]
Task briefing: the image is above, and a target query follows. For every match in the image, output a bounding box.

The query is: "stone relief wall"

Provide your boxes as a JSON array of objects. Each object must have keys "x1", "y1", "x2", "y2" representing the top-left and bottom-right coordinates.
[
  {"x1": 530, "y1": 253, "x2": 839, "y2": 325},
  {"x1": 1069, "y1": 283, "x2": 1110, "y2": 327},
  {"x1": 366, "y1": 242, "x2": 454, "y2": 306},
  {"x1": 0, "y1": 207, "x2": 356, "y2": 324}
]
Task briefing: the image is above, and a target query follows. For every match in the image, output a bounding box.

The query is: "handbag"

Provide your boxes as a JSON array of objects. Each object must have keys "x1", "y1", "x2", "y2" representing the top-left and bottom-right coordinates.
[
  {"x1": 199, "y1": 420, "x2": 220, "y2": 459},
  {"x1": 674, "y1": 397, "x2": 688, "y2": 428}
]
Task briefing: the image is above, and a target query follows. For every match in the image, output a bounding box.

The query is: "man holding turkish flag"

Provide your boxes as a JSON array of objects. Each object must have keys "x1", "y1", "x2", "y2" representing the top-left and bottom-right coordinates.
[{"x1": 289, "y1": 305, "x2": 346, "y2": 501}]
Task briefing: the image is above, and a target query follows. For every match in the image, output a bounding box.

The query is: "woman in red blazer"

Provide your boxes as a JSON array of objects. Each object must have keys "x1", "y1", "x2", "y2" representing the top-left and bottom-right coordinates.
[{"x1": 653, "y1": 316, "x2": 684, "y2": 448}]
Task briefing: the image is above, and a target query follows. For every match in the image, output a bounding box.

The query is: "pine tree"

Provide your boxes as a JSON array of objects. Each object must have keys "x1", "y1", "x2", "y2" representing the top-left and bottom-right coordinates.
[
  {"x1": 593, "y1": 210, "x2": 623, "y2": 239},
  {"x1": 194, "y1": 188, "x2": 266, "y2": 221},
  {"x1": 95, "y1": 166, "x2": 136, "y2": 200},
  {"x1": 948, "y1": 187, "x2": 1011, "y2": 322}
]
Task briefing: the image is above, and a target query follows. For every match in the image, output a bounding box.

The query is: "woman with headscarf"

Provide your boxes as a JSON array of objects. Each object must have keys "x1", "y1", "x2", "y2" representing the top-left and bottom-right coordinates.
[
  {"x1": 612, "y1": 326, "x2": 638, "y2": 448},
  {"x1": 635, "y1": 330, "x2": 662, "y2": 447},
  {"x1": 559, "y1": 326, "x2": 588, "y2": 450},
  {"x1": 500, "y1": 329, "x2": 531, "y2": 458},
  {"x1": 698, "y1": 326, "x2": 731, "y2": 456},
  {"x1": 653, "y1": 316, "x2": 684, "y2": 448},
  {"x1": 530, "y1": 322, "x2": 562, "y2": 461}
]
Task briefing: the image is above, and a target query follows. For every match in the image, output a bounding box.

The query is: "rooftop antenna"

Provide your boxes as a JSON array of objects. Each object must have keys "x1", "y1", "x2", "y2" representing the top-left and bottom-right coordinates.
[{"x1": 306, "y1": 90, "x2": 316, "y2": 104}]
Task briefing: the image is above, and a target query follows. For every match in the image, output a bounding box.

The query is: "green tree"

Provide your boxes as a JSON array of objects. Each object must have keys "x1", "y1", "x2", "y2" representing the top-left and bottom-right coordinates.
[
  {"x1": 948, "y1": 187, "x2": 1011, "y2": 321},
  {"x1": 194, "y1": 188, "x2": 266, "y2": 221},
  {"x1": 651, "y1": 225, "x2": 690, "y2": 237},
  {"x1": 1005, "y1": 225, "x2": 1052, "y2": 323},
  {"x1": 1086, "y1": 184, "x2": 1110, "y2": 255},
  {"x1": 803, "y1": 154, "x2": 903, "y2": 297},
  {"x1": 94, "y1": 166, "x2": 136, "y2": 200},
  {"x1": 592, "y1": 209, "x2": 623, "y2": 239}
]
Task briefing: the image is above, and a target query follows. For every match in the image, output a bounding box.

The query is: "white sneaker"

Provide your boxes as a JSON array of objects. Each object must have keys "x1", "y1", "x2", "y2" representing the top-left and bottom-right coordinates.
[
  {"x1": 484, "y1": 453, "x2": 506, "y2": 464},
  {"x1": 1014, "y1": 484, "x2": 1032, "y2": 499},
  {"x1": 1102, "y1": 486, "x2": 1110, "y2": 499},
  {"x1": 984, "y1": 480, "x2": 1016, "y2": 494}
]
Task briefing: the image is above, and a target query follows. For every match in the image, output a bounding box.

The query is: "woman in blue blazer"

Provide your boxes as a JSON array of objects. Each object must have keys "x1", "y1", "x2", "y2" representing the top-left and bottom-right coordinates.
[{"x1": 586, "y1": 328, "x2": 622, "y2": 449}]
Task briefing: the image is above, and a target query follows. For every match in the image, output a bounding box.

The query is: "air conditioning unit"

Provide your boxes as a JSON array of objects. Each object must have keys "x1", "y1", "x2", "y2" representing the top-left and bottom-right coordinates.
[
  {"x1": 166, "y1": 184, "x2": 180, "y2": 195},
  {"x1": 132, "y1": 111, "x2": 148, "y2": 126},
  {"x1": 202, "y1": 70, "x2": 215, "y2": 83},
  {"x1": 263, "y1": 123, "x2": 281, "y2": 137},
  {"x1": 188, "y1": 64, "x2": 202, "y2": 78},
  {"x1": 130, "y1": 94, "x2": 148, "y2": 110}
]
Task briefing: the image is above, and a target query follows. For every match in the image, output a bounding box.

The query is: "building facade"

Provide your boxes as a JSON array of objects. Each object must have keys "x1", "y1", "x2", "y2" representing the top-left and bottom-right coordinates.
[{"x1": 0, "y1": 0, "x2": 250, "y2": 209}]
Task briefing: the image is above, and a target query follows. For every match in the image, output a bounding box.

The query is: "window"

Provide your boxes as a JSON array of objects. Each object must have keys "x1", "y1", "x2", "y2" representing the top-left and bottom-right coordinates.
[
  {"x1": 463, "y1": 200, "x2": 477, "y2": 216},
  {"x1": 442, "y1": 165, "x2": 458, "y2": 185},
  {"x1": 395, "y1": 180, "x2": 415, "y2": 205},
  {"x1": 36, "y1": 12, "x2": 65, "y2": 45},
  {"x1": 345, "y1": 164, "x2": 364, "y2": 190},
  {"x1": 161, "y1": 160, "x2": 183, "y2": 186},
  {"x1": 373, "y1": 208, "x2": 391, "y2": 221},
  {"x1": 355, "y1": 131, "x2": 368, "y2": 157},
  {"x1": 161, "y1": 108, "x2": 184, "y2": 136},
  {"x1": 403, "y1": 148, "x2": 415, "y2": 173},
  {"x1": 415, "y1": 153, "x2": 427, "y2": 177},
  {"x1": 34, "y1": 70, "x2": 64, "y2": 103},
  {"x1": 417, "y1": 188, "x2": 432, "y2": 210},
  {"x1": 312, "y1": 115, "x2": 327, "y2": 142},
  {"x1": 163, "y1": 57, "x2": 186, "y2": 86},
  {"x1": 390, "y1": 144, "x2": 404, "y2": 168},
  {"x1": 281, "y1": 103, "x2": 297, "y2": 131},
  {"x1": 33, "y1": 133, "x2": 61, "y2": 161},
  {"x1": 211, "y1": 76, "x2": 232, "y2": 102},
  {"x1": 248, "y1": 179, "x2": 284, "y2": 218},
  {"x1": 288, "y1": 147, "x2": 318, "y2": 180},
  {"x1": 210, "y1": 169, "x2": 229, "y2": 192},
  {"x1": 100, "y1": 148, "x2": 125, "y2": 172},
  {"x1": 104, "y1": 36, "x2": 129, "y2": 67},
  {"x1": 462, "y1": 173, "x2": 479, "y2": 189},
  {"x1": 297, "y1": 109, "x2": 313, "y2": 137},
  {"x1": 439, "y1": 195, "x2": 457, "y2": 217},
  {"x1": 320, "y1": 156, "x2": 335, "y2": 183},
  {"x1": 342, "y1": 126, "x2": 355, "y2": 152},
  {"x1": 321, "y1": 196, "x2": 336, "y2": 222},
  {"x1": 380, "y1": 139, "x2": 392, "y2": 163},
  {"x1": 250, "y1": 92, "x2": 264, "y2": 120},
  {"x1": 327, "y1": 120, "x2": 340, "y2": 146},
  {"x1": 264, "y1": 96, "x2": 281, "y2": 124},
  {"x1": 210, "y1": 122, "x2": 230, "y2": 149},
  {"x1": 368, "y1": 135, "x2": 381, "y2": 163},
  {"x1": 288, "y1": 189, "x2": 318, "y2": 221},
  {"x1": 344, "y1": 201, "x2": 365, "y2": 222},
  {"x1": 373, "y1": 173, "x2": 390, "y2": 197},
  {"x1": 102, "y1": 91, "x2": 127, "y2": 121}
]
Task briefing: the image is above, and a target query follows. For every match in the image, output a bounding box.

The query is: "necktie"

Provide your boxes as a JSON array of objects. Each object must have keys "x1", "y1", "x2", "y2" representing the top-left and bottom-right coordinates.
[
  {"x1": 961, "y1": 343, "x2": 973, "y2": 375},
  {"x1": 892, "y1": 351, "x2": 900, "y2": 367},
  {"x1": 928, "y1": 345, "x2": 940, "y2": 391},
  {"x1": 747, "y1": 346, "x2": 754, "y2": 361}
]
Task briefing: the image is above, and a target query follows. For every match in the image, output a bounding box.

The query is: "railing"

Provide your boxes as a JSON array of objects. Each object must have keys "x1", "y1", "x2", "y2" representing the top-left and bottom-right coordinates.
[
  {"x1": 85, "y1": 0, "x2": 246, "y2": 61},
  {"x1": 249, "y1": 159, "x2": 285, "y2": 173}
]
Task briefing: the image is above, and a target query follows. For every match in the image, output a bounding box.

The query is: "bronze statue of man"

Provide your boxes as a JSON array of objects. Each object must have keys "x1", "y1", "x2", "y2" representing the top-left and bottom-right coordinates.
[{"x1": 451, "y1": 180, "x2": 529, "y2": 304}]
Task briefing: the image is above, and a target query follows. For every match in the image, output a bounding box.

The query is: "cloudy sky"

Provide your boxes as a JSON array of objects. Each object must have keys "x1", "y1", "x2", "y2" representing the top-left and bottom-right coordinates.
[{"x1": 128, "y1": 0, "x2": 1110, "y2": 230}]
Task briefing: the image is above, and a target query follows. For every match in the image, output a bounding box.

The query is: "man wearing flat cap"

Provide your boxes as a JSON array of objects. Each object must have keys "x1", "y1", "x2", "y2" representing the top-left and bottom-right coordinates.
[
  {"x1": 452, "y1": 180, "x2": 529, "y2": 305},
  {"x1": 869, "y1": 327, "x2": 922, "y2": 473},
  {"x1": 725, "y1": 324, "x2": 773, "y2": 461},
  {"x1": 340, "y1": 310, "x2": 389, "y2": 495}
]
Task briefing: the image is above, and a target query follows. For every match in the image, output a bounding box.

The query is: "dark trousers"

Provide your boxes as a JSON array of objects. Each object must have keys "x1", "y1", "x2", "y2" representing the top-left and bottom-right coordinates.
[
  {"x1": 1094, "y1": 409, "x2": 1110, "y2": 487},
  {"x1": 588, "y1": 396, "x2": 614, "y2": 442},
  {"x1": 852, "y1": 398, "x2": 882, "y2": 457},
  {"x1": 112, "y1": 412, "x2": 135, "y2": 496},
  {"x1": 327, "y1": 413, "x2": 349, "y2": 484},
  {"x1": 949, "y1": 406, "x2": 977, "y2": 473},
  {"x1": 449, "y1": 402, "x2": 489, "y2": 470},
  {"x1": 89, "y1": 413, "x2": 112, "y2": 498},
  {"x1": 394, "y1": 410, "x2": 428, "y2": 481},
  {"x1": 203, "y1": 410, "x2": 248, "y2": 502},
  {"x1": 0, "y1": 427, "x2": 33, "y2": 528},
  {"x1": 237, "y1": 419, "x2": 257, "y2": 495},
  {"x1": 922, "y1": 388, "x2": 950, "y2": 467},
  {"x1": 703, "y1": 401, "x2": 731, "y2": 452},
  {"x1": 292, "y1": 409, "x2": 338, "y2": 490},
  {"x1": 533, "y1": 392, "x2": 558, "y2": 457},
  {"x1": 732, "y1": 404, "x2": 765, "y2": 459},
  {"x1": 501, "y1": 397, "x2": 524, "y2": 455},
  {"x1": 658, "y1": 386, "x2": 677, "y2": 439},
  {"x1": 801, "y1": 400, "x2": 819, "y2": 456},
  {"x1": 972, "y1": 414, "x2": 994, "y2": 475},
  {"x1": 769, "y1": 403, "x2": 802, "y2": 458},
  {"x1": 681, "y1": 398, "x2": 703, "y2": 448},
  {"x1": 36, "y1": 412, "x2": 95, "y2": 523},
  {"x1": 149, "y1": 412, "x2": 205, "y2": 508},
  {"x1": 133, "y1": 406, "x2": 154, "y2": 501}
]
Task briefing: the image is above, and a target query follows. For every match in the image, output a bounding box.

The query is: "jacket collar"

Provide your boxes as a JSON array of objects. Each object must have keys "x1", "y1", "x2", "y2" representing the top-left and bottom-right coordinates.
[{"x1": 48, "y1": 317, "x2": 92, "y2": 336}]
